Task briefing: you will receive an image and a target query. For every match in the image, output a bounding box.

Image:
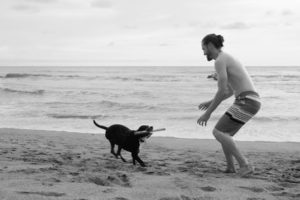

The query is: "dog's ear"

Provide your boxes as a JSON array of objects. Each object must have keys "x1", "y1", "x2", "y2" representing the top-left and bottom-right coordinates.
[
  {"x1": 147, "y1": 126, "x2": 153, "y2": 131},
  {"x1": 134, "y1": 125, "x2": 154, "y2": 140},
  {"x1": 137, "y1": 125, "x2": 149, "y2": 131}
]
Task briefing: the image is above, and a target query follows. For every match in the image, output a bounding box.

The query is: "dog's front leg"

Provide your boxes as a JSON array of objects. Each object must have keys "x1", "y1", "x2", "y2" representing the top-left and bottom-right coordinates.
[
  {"x1": 132, "y1": 153, "x2": 146, "y2": 167},
  {"x1": 117, "y1": 146, "x2": 127, "y2": 162}
]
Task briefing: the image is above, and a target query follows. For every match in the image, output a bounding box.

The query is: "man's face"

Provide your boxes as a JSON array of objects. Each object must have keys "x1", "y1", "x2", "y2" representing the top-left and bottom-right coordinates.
[{"x1": 202, "y1": 43, "x2": 213, "y2": 61}]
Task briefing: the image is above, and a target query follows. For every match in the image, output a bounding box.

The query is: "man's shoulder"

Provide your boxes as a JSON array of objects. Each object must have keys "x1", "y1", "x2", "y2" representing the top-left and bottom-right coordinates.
[
  {"x1": 216, "y1": 52, "x2": 238, "y2": 66},
  {"x1": 216, "y1": 52, "x2": 228, "y2": 62},
  {"x1": 220, "y1": 51, "x2": 232, "y2": 59},
  {"x1": 215, "y1": 52, "x2": 228, "y2": 66}
]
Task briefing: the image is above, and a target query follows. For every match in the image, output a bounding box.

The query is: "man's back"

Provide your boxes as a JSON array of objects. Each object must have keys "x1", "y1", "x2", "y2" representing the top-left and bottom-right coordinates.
[{"x1": 217, "y1": 52, "x2": 256, "y2": 96}]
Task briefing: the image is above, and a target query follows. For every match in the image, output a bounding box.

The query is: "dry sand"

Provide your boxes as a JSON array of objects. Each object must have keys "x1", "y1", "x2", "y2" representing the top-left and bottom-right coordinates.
[{"x1": 0, "y1": 128, "x2": 299, "y2": 200}]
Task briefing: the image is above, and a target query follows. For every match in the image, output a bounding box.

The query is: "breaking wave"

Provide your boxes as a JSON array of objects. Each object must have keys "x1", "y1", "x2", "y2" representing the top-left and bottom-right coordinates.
[
  {"x1": 1, "y1": 87, "x2": 45, "y2": 95},
  {"x1": 47, "y1": 114, "x2": 107, "y2": 119},
  {"x1": 4, "y1": 73, "x2": 82, "y2": 79}
]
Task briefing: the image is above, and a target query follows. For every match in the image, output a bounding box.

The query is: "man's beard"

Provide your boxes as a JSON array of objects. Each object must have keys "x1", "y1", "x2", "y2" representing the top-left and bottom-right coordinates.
[{"x1": 206, "y1": 54, "x2": 212, "y2": 61}]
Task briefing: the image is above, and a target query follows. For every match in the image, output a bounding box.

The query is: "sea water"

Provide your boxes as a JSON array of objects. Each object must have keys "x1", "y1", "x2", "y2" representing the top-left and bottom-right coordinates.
[{"x1": 0, "y1": 66, "x2": 299, "y2": 142}]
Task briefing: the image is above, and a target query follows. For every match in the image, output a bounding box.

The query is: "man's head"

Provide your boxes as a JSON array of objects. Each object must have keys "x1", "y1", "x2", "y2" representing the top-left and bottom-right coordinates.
[{"x1": 202, "y1": 34, "x2": 224, "y2": 61}]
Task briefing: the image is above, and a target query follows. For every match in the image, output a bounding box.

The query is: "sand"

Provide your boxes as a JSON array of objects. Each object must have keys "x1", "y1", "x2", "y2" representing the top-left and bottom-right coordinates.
[{"x1": 0, "y1": 128, "x2": 299, "y2": 200}]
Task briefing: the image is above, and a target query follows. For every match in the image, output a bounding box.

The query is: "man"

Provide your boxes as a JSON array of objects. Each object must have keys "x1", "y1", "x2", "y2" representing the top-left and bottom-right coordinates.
[{"x1": 197, "y1": 34, "x2": 261, "y2": 177}]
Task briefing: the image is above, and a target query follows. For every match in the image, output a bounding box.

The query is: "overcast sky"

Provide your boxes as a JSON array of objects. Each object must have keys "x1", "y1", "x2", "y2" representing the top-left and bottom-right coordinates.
[{"x1": 0, "y1": 0, "x2": 300, "y2": 66}]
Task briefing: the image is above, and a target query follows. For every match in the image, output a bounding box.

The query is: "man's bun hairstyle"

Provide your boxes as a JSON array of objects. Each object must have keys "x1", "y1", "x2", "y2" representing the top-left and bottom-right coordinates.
[{"x1": 202, "y1": 34, "x2": 224, "y2": 49}]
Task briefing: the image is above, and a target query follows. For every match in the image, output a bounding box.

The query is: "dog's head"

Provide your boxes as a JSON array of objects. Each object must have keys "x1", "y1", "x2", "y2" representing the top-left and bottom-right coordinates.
[{"x1": 135, "y1": 125, "x2": 153, "y2": 142}]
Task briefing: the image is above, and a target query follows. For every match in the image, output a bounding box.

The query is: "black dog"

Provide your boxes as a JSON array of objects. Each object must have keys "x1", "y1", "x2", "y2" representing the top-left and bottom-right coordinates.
[{"x1": 93, "y1": 120, "x2": 153, "y2": 167}]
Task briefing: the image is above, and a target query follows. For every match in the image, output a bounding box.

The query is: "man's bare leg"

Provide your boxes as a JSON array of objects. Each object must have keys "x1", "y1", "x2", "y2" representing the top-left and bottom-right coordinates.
[
  {"x1": 213, "y1": 129, "x2": 253, "y2": 175},
  {"x1": 221, "y1": 143, "x2": 236, "y2": 173}
]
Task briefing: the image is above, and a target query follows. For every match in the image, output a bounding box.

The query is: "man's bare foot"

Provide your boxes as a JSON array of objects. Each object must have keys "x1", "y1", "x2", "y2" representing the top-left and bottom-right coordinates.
[{"x1": 238, "y1": 165, "x2": 254, "y2": 177}]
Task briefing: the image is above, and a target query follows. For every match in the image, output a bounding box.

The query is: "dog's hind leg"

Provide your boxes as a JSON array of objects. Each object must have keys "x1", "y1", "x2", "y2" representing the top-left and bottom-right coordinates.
[
  {"x1": 132, "y1": 153, "x2": 146, "y2": 167},
  {"x1": 117, "y1": 146, "x2": 127, "y2": 162}
]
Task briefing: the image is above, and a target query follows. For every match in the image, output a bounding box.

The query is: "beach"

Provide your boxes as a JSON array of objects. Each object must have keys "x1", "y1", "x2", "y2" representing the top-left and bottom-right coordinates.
[
  {"x1": 2, "y1": 0, "x2": 300, "y2": 198},
  {"x1": 0, "y1": 128, "x2": 299, "y2": 200}
]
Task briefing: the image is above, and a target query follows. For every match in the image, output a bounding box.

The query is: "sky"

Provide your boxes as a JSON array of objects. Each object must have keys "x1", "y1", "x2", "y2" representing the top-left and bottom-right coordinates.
[{"x1": 0, "y1": 0, "x2": 300, "y2": 66}]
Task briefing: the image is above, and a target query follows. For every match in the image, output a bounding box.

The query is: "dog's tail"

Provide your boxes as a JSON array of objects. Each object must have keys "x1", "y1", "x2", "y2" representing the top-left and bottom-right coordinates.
[{"x1": 93, "y1": 120, "x2": 108, "y2": 130}]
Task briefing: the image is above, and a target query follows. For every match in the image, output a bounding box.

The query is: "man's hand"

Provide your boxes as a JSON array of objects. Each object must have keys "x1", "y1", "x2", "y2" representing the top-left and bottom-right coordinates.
[
  {"x1": 197, "y1": 113, "x2": 211, "y2": 126},
  {"x1": 198, "y1": 100, "x2": 212, "y2": 110}
]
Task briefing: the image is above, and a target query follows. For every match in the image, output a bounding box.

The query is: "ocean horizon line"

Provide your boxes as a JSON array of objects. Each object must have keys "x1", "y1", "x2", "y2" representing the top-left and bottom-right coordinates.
[{"x1": 0, "y1": 65, "x2": 300, "y2": 68}]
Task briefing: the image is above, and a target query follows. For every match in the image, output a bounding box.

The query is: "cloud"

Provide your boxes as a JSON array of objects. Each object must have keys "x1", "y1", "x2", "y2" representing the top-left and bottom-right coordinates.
[
  {"x1": 107, "y1": 41, "x2": 115, "y2": 46},
  {"x1": 12, "y1": 4, "x2": 40, "y2": 13},
  {"x1": 11, "y1": 0, "x2": 57, "y2": 13},
  {"x1": 159, "y1": 43, "x2": 170, "y2": 47},
  {"x1": 282, "y1": 9, "x2": 293, "y2": 16},
  {"x1": 90, "y1": 0, "x2": 113, "y2": 8},
  {"x1": 123, "y1": 25, "x2": 138, "y2": 30},
  {"x1": 265, "y1": 10, "x2": 274, "y2": 16},
  {"x1": 25, "y1": 0, "x2": 57, "y2": 3},
  {"x1": 266, "y1": 9, "x2": 294, "y2": 17},
  {"x1": 221, "y1": 22, "x2": 250, "y2": 30}
]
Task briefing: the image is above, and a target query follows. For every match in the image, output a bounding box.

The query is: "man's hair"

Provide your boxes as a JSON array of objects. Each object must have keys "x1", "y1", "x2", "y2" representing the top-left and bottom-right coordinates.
[{"x1": 202, "y1": 34, "x2": 224, "y2": 49}]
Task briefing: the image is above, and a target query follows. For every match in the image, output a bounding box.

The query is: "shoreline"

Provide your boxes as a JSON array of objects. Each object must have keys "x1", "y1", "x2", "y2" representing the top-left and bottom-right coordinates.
[
  {"x1": 1, "y1": 128, "x2": 299, "y2": 200},
  {"x1": 1, "y1": 127, "x2": 300, "y2": 144}
]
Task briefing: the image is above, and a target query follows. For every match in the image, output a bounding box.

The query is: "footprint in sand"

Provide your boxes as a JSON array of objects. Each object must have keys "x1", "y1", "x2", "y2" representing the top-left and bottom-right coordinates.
[
  {"x1": 200, "y1": 186, "x2": 217, "y2": 192},
  {"x1": 107, "y1": 173, "x2": 131, "y2": 187},
  {"x1": 271, "y1": 192, "x2": 300, "y2": 198},
  {"x1": 17, "y1": 191, "x2": 65, "y2": 197},
  {"x1": 159, "y1": 197, "x2": 181, "y2": 200},
  {"x1": 0, "y1": 150, "x2": 8, "y2": 154},
  {"x1": 102, "y1": 188, "x2": 115, "y2": 193},
  {"x1": 42, "y1": 182, "x2": 54, "y2": 186},
  {"x1": 290, "y1": 159, "x2": 300, "y2": 164},
  {"x1": 87, "y1": 176, "x2": 111, "y2": 186},
  {"x1": 86, "y1": 172, "x2": 131, "y2": 187},
  {"x1": 177, "y1": 166, "x2": 189, "y2": 173},
  {"x1": 180, "y1": 195, "x2": 192, "y2": 200},
  {"x1": 159, "y1": 196, "x2": 204, "y2": 200},
  {"x1": 117, "y1": 173, "x2": 131, "y2": 186},
  {"x1": 143, "y1": 168, "x2": 171, "y2": 176},
  {"x1": 278, "y1": 182, "x2": 298, "y2": 188},
  {"x1": 265, "y1": 185, "x2": 285, "y2": 192},
  {"x1": 238, "y1": 186, "x2": 265, "y2": 193},
  {"x1": 174, "y1": 177, "x2": 189, "y2": 190}
]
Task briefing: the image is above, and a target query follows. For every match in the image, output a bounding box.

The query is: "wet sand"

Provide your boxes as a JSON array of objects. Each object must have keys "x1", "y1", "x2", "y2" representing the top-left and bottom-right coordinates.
[{"x1": 0, "y1": 128, "x2": 299, "y2": 200}]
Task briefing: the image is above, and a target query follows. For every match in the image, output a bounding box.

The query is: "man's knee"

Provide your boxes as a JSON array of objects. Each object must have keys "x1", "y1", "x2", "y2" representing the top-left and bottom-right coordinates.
[
  {"x1": 213, "y1": 128, "x2": 230, "y2": 142},
  {"x1": 213, "y1": 128, "x2": 222, "y2": 141}
]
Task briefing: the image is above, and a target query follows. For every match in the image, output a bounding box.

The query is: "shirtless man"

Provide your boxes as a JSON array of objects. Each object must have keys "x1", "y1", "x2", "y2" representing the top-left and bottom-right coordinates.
[{"x1": 197, "y1": 34, "x2": 261, "y2": 176}]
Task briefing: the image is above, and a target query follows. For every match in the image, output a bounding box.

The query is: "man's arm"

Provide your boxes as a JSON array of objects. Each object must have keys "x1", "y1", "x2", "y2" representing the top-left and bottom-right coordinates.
[
  {"x1": 209, "y1": 84, "x2": 233, "y2": 102},
  {"x1": 200, "y1": 85, "x2": 233, "y2": 109},
  {"x1": 204, "y1": 59, "x2": 228, "y2": 115}
]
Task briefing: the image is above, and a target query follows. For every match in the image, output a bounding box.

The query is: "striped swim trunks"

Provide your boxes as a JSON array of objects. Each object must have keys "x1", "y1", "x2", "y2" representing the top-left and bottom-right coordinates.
[{"x1": 215, "y1": 91, "x2": 261, "y2": 136}]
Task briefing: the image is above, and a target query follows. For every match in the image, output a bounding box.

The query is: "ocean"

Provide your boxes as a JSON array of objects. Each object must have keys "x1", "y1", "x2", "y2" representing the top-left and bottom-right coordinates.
[{"x1": 0, "y1": 66, "x2": 299, "y2": 142}]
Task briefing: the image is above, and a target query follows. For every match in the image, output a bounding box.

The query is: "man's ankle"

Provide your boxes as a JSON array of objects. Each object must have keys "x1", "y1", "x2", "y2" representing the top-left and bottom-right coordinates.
[{"x1": 239, "y1": 160, "x2": 250, "y2": 168}]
